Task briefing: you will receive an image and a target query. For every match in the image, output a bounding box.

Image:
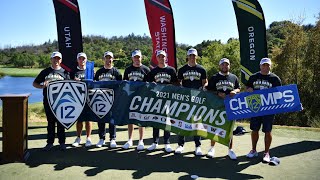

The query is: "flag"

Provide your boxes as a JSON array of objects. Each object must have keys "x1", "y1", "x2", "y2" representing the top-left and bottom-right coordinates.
[
  {"x1": 232, "y1": 0, "x2": 268, "y2": 84},
  {"x1": 144, "y1": 0, "x2": 177, "y2": 69},
  {"x1": 53, "y1": 0, "x2": 83, "y2": 72}
]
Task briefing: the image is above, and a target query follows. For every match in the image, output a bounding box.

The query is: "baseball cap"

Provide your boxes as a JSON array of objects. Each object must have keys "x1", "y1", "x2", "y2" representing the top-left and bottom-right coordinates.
[
  {"x1": 233, "y1": 126, "x2": 247, "y2": 136},
  {"x1": 260, "y1": 58, "x2": 272, "y2": 65},
  {"x1": 156, "y1": 50, "x2": 167, "y2": 57},
  {"x1": 269, "y1": 157, "x2": 280, "y2": 166},
  {"x1": 77, "y1": 52, "x2": 87, "y2": 60},
  {"x1": 187, "y1": 48, "x2": 198, "y2": 56},
  {"x1": 131, "y1": 49, "x2": 142, "y2": 57},
  {"x1": 219, "y1": 58, "x2": 230, "y2": 65},
  {"x1": 51, "y1": 51, "x2": 62, "y2": 59},
  {"x1": 104, "y1": 51, "x2": 114, "y2": 58}
]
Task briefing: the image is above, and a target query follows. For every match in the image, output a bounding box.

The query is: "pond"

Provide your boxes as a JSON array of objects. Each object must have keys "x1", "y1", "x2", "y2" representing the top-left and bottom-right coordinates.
[{"x1": 0, "y1": 76, "x2": 43, "y2": 106}]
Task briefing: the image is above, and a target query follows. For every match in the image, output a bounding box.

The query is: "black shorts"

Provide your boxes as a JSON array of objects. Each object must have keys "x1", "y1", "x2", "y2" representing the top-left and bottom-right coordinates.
[{"x1": 250, "y1": 115, "x2": 275, "y2": 133}]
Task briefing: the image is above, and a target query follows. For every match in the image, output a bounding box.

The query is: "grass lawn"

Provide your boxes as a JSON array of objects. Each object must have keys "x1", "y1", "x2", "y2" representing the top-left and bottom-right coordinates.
[
  {"x1": 0, "y1": 67, "x2": 42, "y2": 77},
  {"x1": 0, "y1": 67, "x2": 124, "y2": 77},
  {"x1": 0, "y1": 118, "x2": 319, "y2": 179}
]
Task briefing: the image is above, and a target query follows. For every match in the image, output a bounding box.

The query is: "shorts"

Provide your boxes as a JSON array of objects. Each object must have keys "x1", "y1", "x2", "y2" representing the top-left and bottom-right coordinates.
[{"x1": 250, "y1": 115, "x2": 275, "y2": 133}]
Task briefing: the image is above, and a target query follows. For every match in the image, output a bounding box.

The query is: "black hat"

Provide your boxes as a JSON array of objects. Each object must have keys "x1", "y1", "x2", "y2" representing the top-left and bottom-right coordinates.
[{"x1": 233, "y1": 126, "x2": 247, "y2": 136}]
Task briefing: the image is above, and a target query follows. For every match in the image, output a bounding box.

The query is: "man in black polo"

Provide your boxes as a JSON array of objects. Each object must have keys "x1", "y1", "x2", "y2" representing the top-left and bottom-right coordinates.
[
  {"x1": 33, "y1": 51, "x2": 70, "y2": 151},
  {"x1": 206, "y1": 58, "x2": 240, "y2": 160},
  {"x1": 147, "y1": 50, "x2": 178, "y2": 153},
  {"x1": 246, "y1": 58, "x2": 282, "y2": 163},
  {"x1": 175, "y1": 48, "x2": 207, "y2": 156}
]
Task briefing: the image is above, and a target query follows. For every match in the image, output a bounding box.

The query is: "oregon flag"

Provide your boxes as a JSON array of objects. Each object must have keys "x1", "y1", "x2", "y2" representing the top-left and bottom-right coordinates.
[{"x1": 232, "y1": 0, "x2": 267, "y2": 84}]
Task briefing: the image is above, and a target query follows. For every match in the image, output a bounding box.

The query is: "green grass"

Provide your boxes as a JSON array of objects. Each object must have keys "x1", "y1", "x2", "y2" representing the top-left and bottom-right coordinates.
[
  {"x1": 0, "y1": 121, "x2": 319, "y2": 179},
  {"x1": 0, "y1": 67, "x2": 42, "y2": 77},
  {"x1": 0, "y1": 67, "x2": 124, "y2": 77}
]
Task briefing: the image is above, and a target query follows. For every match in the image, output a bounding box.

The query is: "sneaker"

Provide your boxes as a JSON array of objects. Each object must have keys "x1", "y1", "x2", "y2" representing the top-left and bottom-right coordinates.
[
  {"x1": 207, "y1": 147, "x2": 215, "y2": 158},
  {"x1": 60, "y1": 143, "x2": 67, "y2": 151},
  {"x1": 110, "y1": 139, "x2": 117, "y2": 148},
  {"x1": 122, "y1": 140, "x2": 133, "y2": 149},
  {"x1": 195, "y1": 147, "x2": 203, "y2": 156},
  {"x1": 246, "y1": 150, "x2": 258, "y2": 158},
  {"x1": 96, "y1": 139, "x2": 105, "y2": 148},
  {"x1": 175, "y1": 146, "x2": 184, "y2": 154},
  {"x1": 147, "y1": 143, "x2": 158, "y2": 151},
  {"x1": 72, "y1": 137, "x2": 81, "y2": 147},
  {"x1": 228, "y1": 149, "x2": 237, "y2": 160},
  {"x1": 165, "y1": 144, "x2": 172, "y2": 153},
  {"x1": 43, "y1": 143, "x2": 53, "y2": 151},
  {"x1": 263, "y1": 152, "x2": 271, "y2": 163},
  {"x1": 85, "y1": 138, "x2": 92, "y2": 147},
  {"x1": 136, "y1": 141, "x2": 145, "y2": 151}
]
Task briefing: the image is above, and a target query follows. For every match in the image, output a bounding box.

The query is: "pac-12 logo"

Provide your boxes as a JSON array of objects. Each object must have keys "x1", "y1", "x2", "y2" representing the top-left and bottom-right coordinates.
[
  {"x1": 246, "y1": 94, "x2": 261, "y2": 113},
  {"x1": 47, "y1": 80, "x2": 87, "y2": 129},
  {"x1": 87, "y1": 88, "x2": 114, "y2": 118}
]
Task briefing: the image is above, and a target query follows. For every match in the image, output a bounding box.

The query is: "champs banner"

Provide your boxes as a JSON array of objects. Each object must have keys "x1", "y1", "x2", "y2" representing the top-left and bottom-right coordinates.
[
  {"x1": 53, "y1": 0, "x2": 83, "y2": 72},
  {"x1": 144, "y1": 0, "x2": 177, "y2": 69},
  {"x1": 48, "y1": 80, "x2": 234, "y2": 146},
  {"x1": 224, "y1": 84, "x2": 302, "y2": 120},
  {"x1": 232, "y1": 0, "x2": 267, "y2": 84}
]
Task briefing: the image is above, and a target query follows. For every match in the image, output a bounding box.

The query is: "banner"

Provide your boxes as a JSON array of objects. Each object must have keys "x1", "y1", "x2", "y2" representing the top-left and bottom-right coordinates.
[
  {"x1": 48, "y1": 80, "x2": 234, "y2": 146},
  {"x1": 224, "y1": 84, "x2": 302, "y2": 120},
  {"x1": 53, "y1": 0, "x2": 83, "y2": 72},
  {"x1": 232, "y1": 0, "x2": 268, "y2": 84},
  {"x1": 144, "y1": 0, "x2": 177, "y2": 69}
]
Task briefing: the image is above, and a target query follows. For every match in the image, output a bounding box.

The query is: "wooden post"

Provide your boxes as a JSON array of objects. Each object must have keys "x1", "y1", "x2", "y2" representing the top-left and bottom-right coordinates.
[{"x1": 0, "y1": 93, "x2": 31, "y2": 162}]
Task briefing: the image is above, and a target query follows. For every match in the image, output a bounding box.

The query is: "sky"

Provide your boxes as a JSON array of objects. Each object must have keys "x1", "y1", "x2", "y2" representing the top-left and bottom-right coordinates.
[{"x1": 0, "y1": 0, "x2": 319, "y2": 48}]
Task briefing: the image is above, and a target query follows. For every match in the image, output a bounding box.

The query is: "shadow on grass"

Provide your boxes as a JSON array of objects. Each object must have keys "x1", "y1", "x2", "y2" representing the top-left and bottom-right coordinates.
[
  {"x1": 24, "y1": 145, "x2": 263, "y2": 179},
  {"x1": 18, "y1": 140, "x2": 319, "y2": 179}
]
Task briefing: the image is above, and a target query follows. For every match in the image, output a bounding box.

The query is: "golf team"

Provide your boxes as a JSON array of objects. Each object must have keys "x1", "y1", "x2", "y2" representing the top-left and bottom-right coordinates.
[{"x1": 33, "y1": 48, "x2": 281, "y2": 163}]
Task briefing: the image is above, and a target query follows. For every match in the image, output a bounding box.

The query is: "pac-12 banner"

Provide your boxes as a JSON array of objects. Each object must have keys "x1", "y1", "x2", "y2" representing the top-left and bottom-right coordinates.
[
  {"x1": 47, "y1": 80, "x2": 234, "y2": 146},
  {"x1": 144, "y1": 0, "x2": 177, "y2": 69},
  {"x1": 224, "y1": 84, "x2": 302, "y2": 120},
  {"x1": 53, "y1": 0, "x2": 83, "y2": 72},
  {"x1": 232, "y1": 0, "x2": 268, "y2": 84}
]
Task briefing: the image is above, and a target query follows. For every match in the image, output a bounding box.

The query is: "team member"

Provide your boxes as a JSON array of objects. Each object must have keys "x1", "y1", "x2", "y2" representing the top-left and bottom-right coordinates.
[
  {"x1": 71, "y1": 52, "x2": 93, "y2": 147},
  {"x1": 33, "y1": 51, "x2": 69, "y2": 151},
  {"x1": 94, "y1": 51, "x2": 122, "y2": 148},
  {"x1": 246, "y1": 58, "x2": 282, "y2": 163},
  {"x1": 175, "y1": 48, "x2": 207, "y2": 156},
  {"x1": 206, "y1": 58, "x2": 240, "y2": 160},
  {"x1": 122, "y1": 49, "x2": 150, "y2": 151},
  {"x1": 147, "y1": 50, "x2": 178, "y2": 153}
]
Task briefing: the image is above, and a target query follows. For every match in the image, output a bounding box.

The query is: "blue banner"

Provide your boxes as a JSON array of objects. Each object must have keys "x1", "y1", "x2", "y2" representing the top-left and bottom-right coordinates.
[{"x1": 224, "y1": 84, "x2": 302, "y2": 120}]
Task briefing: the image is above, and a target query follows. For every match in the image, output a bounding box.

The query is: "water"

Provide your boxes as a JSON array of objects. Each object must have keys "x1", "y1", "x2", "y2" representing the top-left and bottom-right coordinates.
[{"x1": 0, "y1": 76, "x2": 43, "y2": 106}]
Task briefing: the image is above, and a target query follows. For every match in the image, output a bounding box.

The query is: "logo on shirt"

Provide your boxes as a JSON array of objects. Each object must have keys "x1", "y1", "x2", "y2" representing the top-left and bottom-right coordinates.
[
  {"x1": 216, "y1": 80, "x2": 235, "y2": 92},
  {"x1": 155, "y1": 72, "x2": 171, "y2": 83},
  {"x1": 45, "y1": 73, "x2": 65, "y2": 82},
  {"x1": 47, "y1": 81, "x2": 87, "y2": 129},
  {"x1": 183, "y1": 71, "x2": 201, "y2": 81},
  {"x1": 98, "y1": 73, "x2": 115, "y2": 81},
  {"x1": 128, "y1": 71, "x2": 144, "y2": 81},
  {"x1": 87, "y1": 88, "x2": 114, "y2": 119},
  {"x1": 253, "y1": 79, "x2": 272, "y2": 90}
]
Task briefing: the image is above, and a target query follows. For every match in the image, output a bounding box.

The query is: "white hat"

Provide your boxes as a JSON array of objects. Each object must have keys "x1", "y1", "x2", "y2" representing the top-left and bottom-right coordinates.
[
  {"x1": 156, "y1": 50, "x2": 167, "y2": 57},
  {"x1": 187, "y1": 48, "x2": 198, "y2": 56},
  {"x1": 131, "y1": 49, "x2": 142, "y2": 57},
  {"x1": 104, "y1": 51, "x2": 114, "y2": 58},
  {"x1": 260, "y1": 58, "x2": 272, "y2": 65},
  {"x1": 77, "y1": 52, "x2": 87, "y2": 60},
  {"x1": 219, "y1": 58, "x2": 230, "y2": 65},
  {"x1": 51, "y1": 51, "x2": 62, "y2": 59}
]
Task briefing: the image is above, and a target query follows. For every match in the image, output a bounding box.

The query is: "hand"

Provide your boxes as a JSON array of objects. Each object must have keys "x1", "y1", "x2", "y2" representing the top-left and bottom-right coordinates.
[
  {"x1": 217, "y1": 92, "x2": 226, "y2": 99},
  {"x1": 43, "y1": 81, "x2": 49, "y2": 88},
  {"x1": 229, "y1": 90, "x2": 237, "y2": 97},
  {"x1": 247, "y1": 87, "x2": 253, "y2": 92}
]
